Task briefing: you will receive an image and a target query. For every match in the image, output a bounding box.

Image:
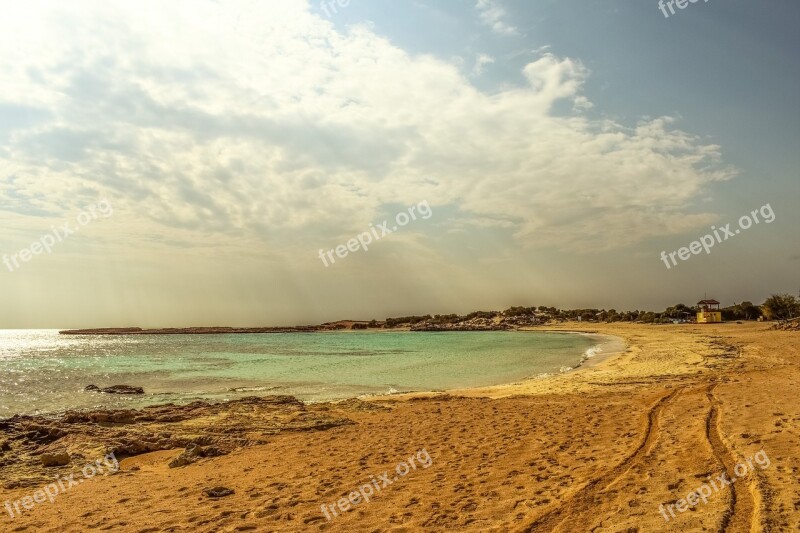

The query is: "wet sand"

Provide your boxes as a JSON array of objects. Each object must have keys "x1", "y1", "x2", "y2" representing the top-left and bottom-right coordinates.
[{"x1": 1, "y1": 322, "x2": 798, "y2": 532}]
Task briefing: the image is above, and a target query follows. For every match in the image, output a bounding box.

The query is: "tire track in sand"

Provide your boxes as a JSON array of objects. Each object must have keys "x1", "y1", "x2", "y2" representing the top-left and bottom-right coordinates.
[
  {"x1": 705, "y1": 382, "x2": 761, "y2": 533},
  {"x1": 516, "y1": 387, "x2": 683, "y2": 533}
]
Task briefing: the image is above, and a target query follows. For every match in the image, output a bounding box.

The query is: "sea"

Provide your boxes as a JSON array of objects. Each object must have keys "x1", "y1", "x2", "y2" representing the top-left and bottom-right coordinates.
[{"x1": 0, "y1": 329, "x2": 616, "y2": 418}]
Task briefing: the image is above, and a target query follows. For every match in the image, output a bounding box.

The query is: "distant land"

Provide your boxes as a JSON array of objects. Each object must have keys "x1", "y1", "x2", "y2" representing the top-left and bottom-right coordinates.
[{"x1": 58, "y1": 294, "x2": 800, "y2": 335}]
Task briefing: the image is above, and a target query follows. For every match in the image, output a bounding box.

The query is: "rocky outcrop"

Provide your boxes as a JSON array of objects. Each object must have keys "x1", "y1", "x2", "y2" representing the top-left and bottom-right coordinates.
[
  {"x1": 85, "y1": 385, "x2": 145, "y2": 394},
  {"x1": 168, "y1": 443, "x2": 216, "y2": 468},
  {"x1": 772, "y1": 319, "x2": 800, "y2": 331},
  {"x1": 0, "y1": 395, "x2": 355, "y2": 488},
  {"x1": 39, "y1": 451, "x2": 70, "y2": 467}
]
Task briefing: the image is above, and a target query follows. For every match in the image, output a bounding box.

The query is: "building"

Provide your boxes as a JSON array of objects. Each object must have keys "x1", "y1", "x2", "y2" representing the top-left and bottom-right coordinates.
[{"x1": 697, "y1": 299, "x2": 722, "y2": 323}]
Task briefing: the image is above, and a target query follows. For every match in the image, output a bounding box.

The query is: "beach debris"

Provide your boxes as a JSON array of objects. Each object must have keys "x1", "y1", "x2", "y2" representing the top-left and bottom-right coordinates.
[
  {"x1": 85, "y1": 385, "x2": 145, "y2": 394},
  {"x1": 39, "y1": 451, "x2": 71, "y2": 467},
  {"x1": 204, "y1": 486, "x2": 235, "y2": 498}
]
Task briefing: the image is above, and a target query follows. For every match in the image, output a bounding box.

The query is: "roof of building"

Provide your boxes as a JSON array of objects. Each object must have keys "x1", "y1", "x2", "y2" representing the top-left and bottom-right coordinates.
[{"x1": 697, "y1": 299, "x2": 721, "y2": 305}]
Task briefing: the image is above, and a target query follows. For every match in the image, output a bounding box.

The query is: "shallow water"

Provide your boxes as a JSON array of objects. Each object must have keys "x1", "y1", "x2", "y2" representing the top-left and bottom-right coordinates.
[{"x1": 0, "y1": 330, "x2": 605, "y2": 417}]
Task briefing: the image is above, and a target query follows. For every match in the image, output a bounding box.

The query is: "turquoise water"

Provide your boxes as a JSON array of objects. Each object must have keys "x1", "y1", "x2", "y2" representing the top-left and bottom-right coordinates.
[{"x1": 0, "y1": 330, "x2": 603, "y2": 417}]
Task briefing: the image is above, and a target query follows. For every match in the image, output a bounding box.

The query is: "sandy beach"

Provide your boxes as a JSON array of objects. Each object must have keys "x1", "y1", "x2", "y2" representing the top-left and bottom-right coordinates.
[
  {"x1": 2, "y1": 1, "x2": 797, "y2": 531},
  {"x1": 1, "y1": 322, "x2": 798, "y2": 532}
]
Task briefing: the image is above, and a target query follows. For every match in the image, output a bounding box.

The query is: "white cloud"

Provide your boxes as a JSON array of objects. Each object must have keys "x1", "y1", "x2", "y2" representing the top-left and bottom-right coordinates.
[
  {"x1": 475, "y1": 0, "x2": 519, "y2": 36},
  {"x1": 472, "y1": 53, "x2": 495, "y2": 76},
  {"x1": 573, "y1": 96, "x2": 593, "y2": 111},
  {"x1": 0, "y1": 0, "x2": 734, "y2": 260}
]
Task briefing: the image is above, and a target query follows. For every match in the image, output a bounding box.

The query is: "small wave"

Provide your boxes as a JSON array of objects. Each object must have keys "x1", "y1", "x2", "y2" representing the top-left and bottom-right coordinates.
[
  {"x1": 359, "y1": 387, "x2": 405, "y2": 399},
  {"x1": 583, "y1": 345, "x2": 602, "y2": 359},
  {"x1": 572, "y1": 345, "x2": 605, "y2": 369},
  {"x1": 228, "y1": 386, "x2": 282, "y2": 393}
]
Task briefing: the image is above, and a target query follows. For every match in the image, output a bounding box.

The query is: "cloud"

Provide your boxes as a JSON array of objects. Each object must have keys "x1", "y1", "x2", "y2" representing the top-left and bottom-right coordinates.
[
  {"x1": 475, "y1": 0, "x2": 519, "y2": 36},
  {"x1": 472, "y1": 53, "x2": 495, "y2": 76},
  {"x1": 0, "y1": 0, "x2": 734, "y2": 258}
]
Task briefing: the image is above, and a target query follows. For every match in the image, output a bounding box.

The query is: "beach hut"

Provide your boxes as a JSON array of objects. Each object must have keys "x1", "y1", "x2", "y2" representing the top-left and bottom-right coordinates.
[{"x1": 697, "y1": 299, "x2": 722, "y2": 323}]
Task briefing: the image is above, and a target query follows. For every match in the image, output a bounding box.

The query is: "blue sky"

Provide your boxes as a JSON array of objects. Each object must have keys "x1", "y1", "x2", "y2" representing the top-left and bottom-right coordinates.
[
  {"x1": 0, "y1": 0, "x2": 798, "y2": 327},
  {"x1": 324, "y1": 0, "x2": 799, "y2": 189}
]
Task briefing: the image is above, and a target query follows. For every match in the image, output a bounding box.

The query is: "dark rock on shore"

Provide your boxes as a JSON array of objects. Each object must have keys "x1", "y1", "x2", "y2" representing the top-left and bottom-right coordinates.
[
  {"x1": 85, "y1": 385, "x2": 145, "y2": 394},
  {"x1": 204, "y1": 486, "x2": 235, "y2": 498}
]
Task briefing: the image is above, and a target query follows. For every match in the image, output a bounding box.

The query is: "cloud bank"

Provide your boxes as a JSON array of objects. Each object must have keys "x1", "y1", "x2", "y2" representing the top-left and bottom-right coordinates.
[{"x1": 0, "y1": 0, "x2": 733, "y2": 259}]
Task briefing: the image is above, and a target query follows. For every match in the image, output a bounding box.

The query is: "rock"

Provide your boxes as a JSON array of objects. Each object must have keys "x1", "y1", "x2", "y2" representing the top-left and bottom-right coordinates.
[
  {"x1": 201, "y1": 446, "x2": 225, "y2": 458},
  {"x1": 0, "y1": 395, "x2": 351, "y2": 487},
  {"x1": 204, "y1": 486, "x2": 235, "y2": 498},
  {"x1": 85, "y1": 385, "x2": 144, "y2": 395},
  {"x1": 40, "y1": 452, "x2": 70, "y2": 467},
  {"x1": 168, "y1": 443, "x2": 203, "y2": 468}
]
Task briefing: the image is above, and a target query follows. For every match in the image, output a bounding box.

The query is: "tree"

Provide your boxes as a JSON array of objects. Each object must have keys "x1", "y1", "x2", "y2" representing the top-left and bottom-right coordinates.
[
  {"x1": 722, "y1": 301, "x2": 762, "y2": 321},
  {"x1": 761, "y1": 294, "x2": 800, "y2": 320},
  {"x1": 738, "y1": 302, "x2": 762, "y2": 320}
]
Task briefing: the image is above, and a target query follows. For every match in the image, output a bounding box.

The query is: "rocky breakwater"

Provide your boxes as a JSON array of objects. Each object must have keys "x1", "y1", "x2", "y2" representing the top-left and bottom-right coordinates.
[{"x1": 0, "y1": 396, "x2": 357, "y2": 489}]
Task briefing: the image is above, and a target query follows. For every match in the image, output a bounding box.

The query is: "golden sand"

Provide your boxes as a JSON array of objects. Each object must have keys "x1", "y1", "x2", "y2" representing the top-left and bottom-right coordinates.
[{"x1": 2, "y1": 322, "x2": 798, "y2": 532}]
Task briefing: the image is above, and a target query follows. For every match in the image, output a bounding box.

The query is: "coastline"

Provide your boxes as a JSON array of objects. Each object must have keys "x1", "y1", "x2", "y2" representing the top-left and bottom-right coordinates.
[
  {"x1": 517, "y1": 329, "x2": 627, "y2": 370},
  {"x1": 362, "y1": 329, "x2": 627, "y2": 402},
  {"x1": 572, "y1": 331, "x2": 627, "y2": 369},
  {"x1": 3, "y1": 322, "x2": 799, "y2": 531},
  {"x1": 1, "y1": 328, "x2": 610, "y2": 420}
]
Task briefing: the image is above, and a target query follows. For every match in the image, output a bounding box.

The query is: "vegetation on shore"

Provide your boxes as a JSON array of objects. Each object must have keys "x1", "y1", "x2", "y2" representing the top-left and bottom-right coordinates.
[
  {"x1": 372, "y1": 293, "x2": 800, "y2": 329},
  {"x1": 60, "y1": 295, "x2": 800, "y2": 334}
]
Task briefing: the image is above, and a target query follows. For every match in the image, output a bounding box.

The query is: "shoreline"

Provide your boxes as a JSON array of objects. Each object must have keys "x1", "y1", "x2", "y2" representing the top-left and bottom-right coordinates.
[
  {"x1": 1, "y1": 328, "x2": 615, "y2": 420},
  {"x1": 572, "y1": 331, "x2": 628, "y2": 369},
  {"x1": 370, "y1": 328, "x2": 628, "y2": 402},
  {"x1": 2, "y1": 322, "x2": 798, "y2": 531}
]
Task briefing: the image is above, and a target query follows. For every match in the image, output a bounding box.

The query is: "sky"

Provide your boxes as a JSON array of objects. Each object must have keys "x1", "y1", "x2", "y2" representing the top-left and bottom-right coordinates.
[{"x1": 0, "y1": 0, "x2": 798, "y2": 328}]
